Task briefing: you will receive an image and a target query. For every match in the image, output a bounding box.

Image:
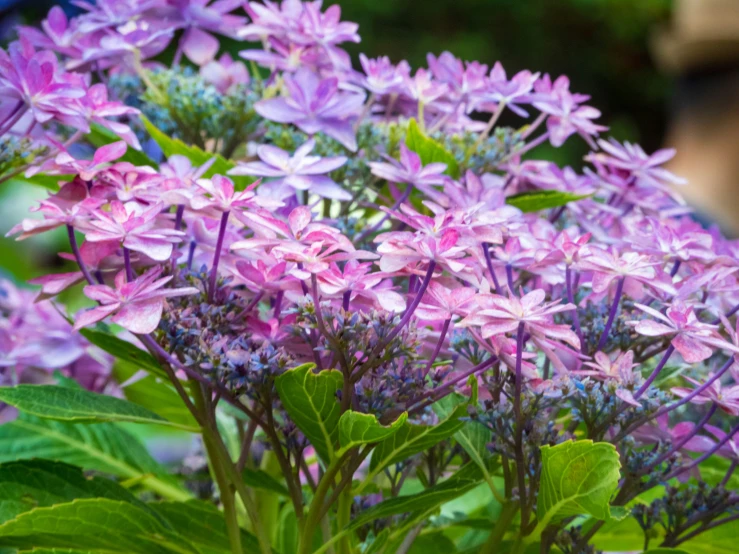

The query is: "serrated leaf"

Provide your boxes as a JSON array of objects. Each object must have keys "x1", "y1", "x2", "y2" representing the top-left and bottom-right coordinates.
[
  {"x1": 79, "y1": 329, "x2": 165, "y2": 378},
  {"x1": 140, "y1": 115, "x2": 253, "y2": 190},
  {"x1": 113, "y1": 361, "x2": 198, "y2": 431},
  {"x1": 505, "y1": 190, "x2": 590, "y2": 213},
  {"x1": 367, "y1": 399, "x2": 466, "y2": 476},
  {"x1": 0, "y1": 499, "x2": 196, "y2": 554},
  {"x1": 537, "y1": 440, "x2": 621, "y2": 527},
  {"x1": 275, "y1": 363, "x2": 343, "y2": 463},
  {"x1": 405, "y1": 119, "x2": 460, "y2": 179},
  {"x1": 0, "y1": 414, "x2": 189, "y2": 502},
  {"x1": 0, "y1": 460, "x2": 160, "y2": 526},
  {"x1": 0, "y1": 385, "x2": 188, "y2": 430},
  {"x1": 349, "y1": 464, "x2": 483, "y2": 532},
  {"x1": 86, "y1": 123, "x2": 157, "y2": 168},
  {"x1": 338, "y1": 411, "x2": 407, "y2": 453},
  {"x1": 153, "y1": 500, "x2": 261, "y2": 554}
]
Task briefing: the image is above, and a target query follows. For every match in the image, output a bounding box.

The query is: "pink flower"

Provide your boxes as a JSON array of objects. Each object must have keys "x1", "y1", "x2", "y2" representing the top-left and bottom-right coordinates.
[
  {"x1": 482, "y1": 62, "x2": 538, "y2": 117},
  {"x1": 200, "y1": 53, "x2": 249, "y2": 93},
  {"x1": 32, "y1": 141, "x2": 128, "y2": 181},
  {"x1": 631, "y1": 302, "x2": 739, "y2": 363},
  {"x1": 672, "y1": 367, "x2": 739, "y2": 416},
  {"x1": 316, "y1": 260, "x2": 405, "y2": 312},
  {"x1": 229, "y1": 139, "x2": 349, "y2": 200},
  {"x1": 577, "y1": 247, "x2": 675, "y2": 296},
  {"x1": 415, "y1": 281, "x2": 476, "y2": 321},
  {"x1": 6, "y1": 179, "x2": 100, "y2": 240},
  {"x1": 576, "y1": 350, "x2": 640, "y2": 406},
  {"x1": 458, "y1": 289, "x2": 580, "y2": 349},
  {"x1": 632, "y1": 413, "x2": 716, "y2": 454},
  {"x1": 191, "y1": 175, "x2": 275, "y2": 214},
  {"x1": 74, "y1": 267, "x2": 198, "y2": 334},
  {"x1": 80, "y1": 201, "x2": 185, "y2": 261},
  {"x1": 368, "y1": 143, "x2": 448, "y2": 188}
]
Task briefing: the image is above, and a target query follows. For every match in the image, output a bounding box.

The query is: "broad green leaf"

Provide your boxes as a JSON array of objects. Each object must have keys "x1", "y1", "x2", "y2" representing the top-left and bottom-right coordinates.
[
  {"x1": 17, "y1": 550, "x2": 115, "y2": 553},
  {"x1": 349, "y1": 464, "x2": 484, "y2": 532},
  {"x1": 114, "y1": 361, "x2": 199, "y2": 431},
  {"x1": 0, "y1": 499, "x2": 196, "y2": 554},
  {"x1": 505, "y1": 190, "x2": 590, "y2": 213},
  {"x1": 366, "y1": 400, "x2": 466, "y2": 479},
  {"x1": 643, "y1": 549, "x2": 690, "y2": 554},
  {"x1": 337, "y1": 411, "x2": 407, "y2": 453},
  {"x1": 0, "y1": 385, "x2": 188, "y2": 429},
  {"x1": 433, "y1": 391, "x2": 498, "y2": 497},
  {"x1": 153, "y1": 500, "x2": 261, "y2": 554},
  {"x1": 275, "y1": 363, "x2": 343, "y2": 463},
  {"x1": 140, "y1": 115, "x2": 253, "y2": 190},
  {"x1": 8, "y1": 174, "x2": 75, "y2": 191},
  {"x1": 537, "y1": 440, "x2": 621, "y2": 527},
  {"x1": 0, "y1": 413, "x2": 190, "y2": 502},
  {"x1": 242, "y1": 468, "x2": 288, "y2": 497},
  {"x1": 407, "y1": 533, "x2": 456, "y2": 554},
  {"x1": 79, "y1": 329, "x2": 165, "y2": 378},
  {"x1": 86, "y1": 123, "x2": 157, "y2": 168},
  {"x1": 405, "y1": 119, "x2": 460, "y2": 178},
  {"x1": 0, "y1": 460, "x2": 159, "y2": 526}
]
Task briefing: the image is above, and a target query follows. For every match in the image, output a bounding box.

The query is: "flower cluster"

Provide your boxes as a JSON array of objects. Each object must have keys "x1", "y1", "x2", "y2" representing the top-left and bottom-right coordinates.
[{"x1": 4, "y1": 1, "x2": 739, "y2": 553}]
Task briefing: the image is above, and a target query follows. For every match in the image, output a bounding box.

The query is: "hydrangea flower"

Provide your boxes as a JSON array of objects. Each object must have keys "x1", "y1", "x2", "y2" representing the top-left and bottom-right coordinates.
[{"x1": 74, "y1": 267, "x2": 198, "y2": 334}]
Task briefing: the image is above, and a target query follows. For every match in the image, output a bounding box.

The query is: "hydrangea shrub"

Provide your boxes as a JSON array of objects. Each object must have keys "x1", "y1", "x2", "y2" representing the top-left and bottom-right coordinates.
[{"x1": 1, "y1": 1, "x2": 738, "y2": 553}]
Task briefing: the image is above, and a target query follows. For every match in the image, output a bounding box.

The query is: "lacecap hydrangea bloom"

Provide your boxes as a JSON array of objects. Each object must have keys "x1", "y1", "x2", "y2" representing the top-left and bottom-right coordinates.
[{"x1": 2, "y1": 1, "x2": 739, "y2": 553}]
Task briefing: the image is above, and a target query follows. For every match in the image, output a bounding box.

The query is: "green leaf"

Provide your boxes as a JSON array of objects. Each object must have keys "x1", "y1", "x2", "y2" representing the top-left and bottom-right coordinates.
[
  {"x1": 242, "y1": 468, "x2": 288, "y2": 497},
  {"x1": 366, "y1": 399, "x2": 466, "y2": 479},
  {"x1": 86, "y1": 123, "x2": 157, "y2": 168},
  {"x1": 79, "y1": 329, "x2": 165, "y2": 378},
  {"x1": 140, "y1": 115, "x2": 253, "y2": 190},
  {"x1": 0, "y1": 460, "x2": 160, "y2": 526},
  {"x1": 0, "y1": 413, "x2": 190, "y2": 502},
  {"x1": 153, "y1": 500, "x2": 262, "y2": 554},
  {"x1": 274, "y1": 363, "x2": 343, "y2": 463},
  {"x1": 349, "y1": 464, "x2": 483, "y2": 531},
  {"x1": 113, "y1": 361, "x2": 199, "y2": 431},
  {"x1": 643, "y1": 549, "x2": 691, "y2": 554},
  {"x1": 505, "y1": 190, "x2": 590, "y2": 213},
  {"x1": 0, "y1": 499, "x2": 196, "y2": 554},
  {"x1": 8, "y1": 174, "x2": 75, "y2": 191},
  {"x1": 337, "y1": 411, "x2": 407, "y2": 453},
  {"x1": 0, "y1": 385, "x2": 189, "y2": 430},
  {"x1": 537, "y1": 440, "x2": 621, "y2": 527},
  {"x1": 405, "y1": 119, "x2": 460, "y2": 178},
  {"x1": 679, "y1": 520, "x2": 739, "y2": 554}
]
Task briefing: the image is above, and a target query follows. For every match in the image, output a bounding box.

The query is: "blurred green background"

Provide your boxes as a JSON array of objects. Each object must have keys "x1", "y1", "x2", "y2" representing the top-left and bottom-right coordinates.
[{"x1": 0, "y1": 0, "x2": 674, "y2": 282}]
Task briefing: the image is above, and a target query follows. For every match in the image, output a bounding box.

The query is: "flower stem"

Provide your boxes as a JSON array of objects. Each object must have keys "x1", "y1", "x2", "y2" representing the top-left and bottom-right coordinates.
[
  {"x1": 506, "y1": 263, "x2": 515, "y2": 294},
  {"x1": 513, "y1": 322, "x2": 529, "y2": 529},
  {"x1": 482, "y1": 243, "x2": 501, "y2": 294},
  {"x1": 633, "y1": 344, "x2": 674, "y2": 400},
  {"x1": 667, "y1": 419, "x2": 739, "y2": 481},
  {"x1": 0, "y1": 102, "x2": 27, "y2": 137},
  {"x1": 66, "y1": 224, "x2": 95, "y2": 286},
  {"x1": 209, "y1": 211, "x2": 230, "y2": 302},
  {"x1": 474, "y1": 101, "x2": 506, "y2": 150},
  {"x1": 424, "y1": 318, "x2": 451, "y2": 376},
  {"x1": 596, "y1": 276, "x2": 625, "y2": 352},
  {"x1": 123, "y1": 247, "x2": 134, "y2": 282},
  {"x1": 174, "y1": 204, "x2": 184, "y2": 230}
]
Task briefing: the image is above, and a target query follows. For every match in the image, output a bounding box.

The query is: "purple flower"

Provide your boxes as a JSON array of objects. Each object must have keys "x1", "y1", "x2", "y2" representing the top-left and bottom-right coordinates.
[
  {"x1": 482, "y1": 62, "x2": 539, "y2": 117},
  {"x1": 255, "y1": 68, "x2": 365, "y2": 151},
  {"x1": 368, "y1": 143, "x2": 448, "y2": 188},
  {"x1": 200, "y1": 53, "x2": 249, "y2": 93},
  {"x1": 229, "y1": 139, "x2": 349, "y2": 200},
  {"x1": 359, "y1": 54, "x2": 409, "y2": 96}
]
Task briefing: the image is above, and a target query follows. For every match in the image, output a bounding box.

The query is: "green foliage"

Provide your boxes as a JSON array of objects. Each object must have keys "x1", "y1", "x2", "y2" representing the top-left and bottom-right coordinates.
[
  {"x1": 86, "y1": 123, "x2": 157, "y2": 168},
  {"x1": 537, "y1": 440, "x2": 621, "y2": 527},
  {"x1": 348, "y1": 464, "x2": 484, "y2": 531},
  {"x1": 337, "y1": 410, "x2": 407, "y2": 453},
  {"x1": 505, "y1": 190, "x2": 591, "y2": 213},
  {"x1": 242, "y1": 469, "x2": 289, "y2": 497},
  {"x1": 140, "y1": 115, "x2": 253, "y2": 190},
  {"x1": 0, "y1": 413, "x2": 189, "y2": 502},
  {"x1": 79, "y1": 328, "x2": 165, "y2": 378},
  {"x1": 367, "y1": 400, "x2": 466, "y2": 476},
  {"x1": 0, "y1": 460, "x2": 157, "y2": 526},
  {"x1": 113, "y1": 361, "x2": 199, "y2": 431},
  {"x1": 405, "y1": 119, "x2": 460, "y2": 178},
  {"x1": 274, "y1": 363, "x2": 343, "y2": 463},
  {"x1": 0, "y1": 385, "x2": 188, "y2": 429}
]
